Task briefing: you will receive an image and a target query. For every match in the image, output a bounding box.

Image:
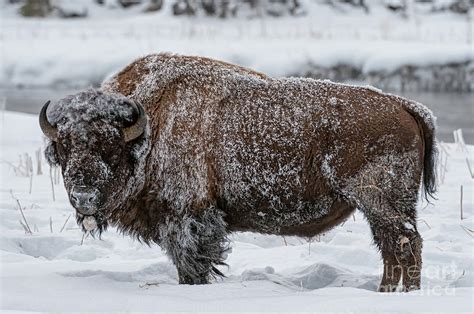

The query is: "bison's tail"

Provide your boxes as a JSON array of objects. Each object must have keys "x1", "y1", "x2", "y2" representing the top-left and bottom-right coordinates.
[{"x1": 402, "y1": 98, "x2": 438, "y2": 201}]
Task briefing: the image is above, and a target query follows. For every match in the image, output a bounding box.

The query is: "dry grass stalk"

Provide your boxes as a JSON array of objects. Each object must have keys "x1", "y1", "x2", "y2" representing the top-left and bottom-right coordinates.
[
  {"x1": 24, "y1": 153, "x2": 31, "y2": 177},
  {"x1": 50, "y1": 216, "x2": 53, "y2": 233},
  {"x1": 36, "y1": 148, "x2": 43, "y2": 175},
  {"x1": 0, "y1": 159, "x2": 27, "y2": 176},
  {"x1": 19, "y1": 220, "x2": 30, "y2": 233},
  {"x1": 438, "y1": 142, "x2": 451, "y2": 157},
  {"x1": 466, "y1": 158, "x2": 474, "y2": 179},
  {"x1": 60, "y1": 214, "x2": 71, "y2": 233},
  {"x1": 460, "y1": 225, "x2": 474, "y2": 238},
  {"x1": 441, "y1": 154, "x2": 448, "y2": 185},
  {"x1": 54, "y1": 167, "x2": 60, "y2": 185},
  {"x1": 49, "y1": 166, "x2": 56, "y2": 201},
  {"x1": 460, "y1": 185, "x2": 464, "y2": 220},
  {"x1": 19, "y1": 154, "x2": 24, "y2": 172},
  {"x1": 417, "y1": 218, "x2": 432, "y2": 229},
  {"x1": 28, "y1": 155, "x2": 33, "y2": 194},
  {"x1": 305, "y1": 237, "x2": 315, "y2": 255},
  {"x1": 29, "y1": 154, "x2": 33, "y2": 174},
  {"x1": 81, "y1": 232, "x2": 90, "y2": 245},
  {"x1": 11, "y1": 190, "x2": 32, "y2": 234},
  {"x1": 453, "y1": 129, "x2": 468, "y2": 153},
  {"x1": 437, "y1": 149, "x2": 445, "y2": 182}
]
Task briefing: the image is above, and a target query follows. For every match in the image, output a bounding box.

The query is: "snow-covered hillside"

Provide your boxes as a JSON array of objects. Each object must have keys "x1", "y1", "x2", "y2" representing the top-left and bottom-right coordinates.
[{"x1": 0, "y1": 111, "x2": 473, "y2": 312}]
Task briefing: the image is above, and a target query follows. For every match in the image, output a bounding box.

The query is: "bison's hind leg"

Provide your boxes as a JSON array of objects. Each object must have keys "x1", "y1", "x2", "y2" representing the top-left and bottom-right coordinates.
[
  {"x1": 363, "y1": 202, "x2": 422, "y2": 292},
  {"x1": 159, "y1": 207, "x2": 230, "y2": 285},
  {"x1": 340, "y1": 152, "x2": 423, "y2": 292}
]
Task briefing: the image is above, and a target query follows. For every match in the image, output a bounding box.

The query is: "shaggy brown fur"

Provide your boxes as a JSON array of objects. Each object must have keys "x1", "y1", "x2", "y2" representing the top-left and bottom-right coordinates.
[{"x1": 43, "y1": 53, "x2": 436, "y2": 291}]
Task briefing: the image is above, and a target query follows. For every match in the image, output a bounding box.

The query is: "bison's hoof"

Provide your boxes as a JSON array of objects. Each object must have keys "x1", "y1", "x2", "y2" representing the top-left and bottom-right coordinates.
[{"x1": 378, "y1": 284, "x2": 399, "y2": 293}]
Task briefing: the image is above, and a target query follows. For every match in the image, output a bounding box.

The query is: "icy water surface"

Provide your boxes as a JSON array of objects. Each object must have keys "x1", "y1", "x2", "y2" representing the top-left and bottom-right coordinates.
[{"x1": 1, "y1": 87, "x2": 472, "y2": 144}]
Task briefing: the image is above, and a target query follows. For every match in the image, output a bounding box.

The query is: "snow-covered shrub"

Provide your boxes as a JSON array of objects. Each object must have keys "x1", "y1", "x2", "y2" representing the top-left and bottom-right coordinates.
[
  {"x1": 430, "y1": 0, "x2": 473, "y2": 14},
  {"x1": 172, "y1": 0, "x2": 198, "y2": 15},
  {"x1": 20, "y1": 0, "x2": 52, "y2": 17},
  {"x1": 8, "y1": 0, "x2": 474, "y2": 18},
  {"x1": 52, "y1": 0, "x2": 88, "y2": 18},
  {"x1": 293, "y1": 61, "x2": 474, "y2": 92},
  {"x1": 171, "y1": 0, "x2": 302, "y2": 17},
  {"x1": 144, "y1": 0, "x2": 163, "y2": 11},
  {"x1": 118, "y1": 0, "x2": 143, "y2": 8},
  {"x1": 95, "y1": 0, "x2": 163, "y2": 11},
  {"x1": 384, "y1": 0, "x2": 473, "y2": 15}
]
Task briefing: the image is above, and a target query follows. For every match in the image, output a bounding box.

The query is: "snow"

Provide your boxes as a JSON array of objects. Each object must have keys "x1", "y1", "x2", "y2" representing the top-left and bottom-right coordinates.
[
  {"x1": 1, "y1": 3, "x2": 473, "y2": 88},
  {"x1": 1, "y1": 111, "x2": 473, "y2": 312}
]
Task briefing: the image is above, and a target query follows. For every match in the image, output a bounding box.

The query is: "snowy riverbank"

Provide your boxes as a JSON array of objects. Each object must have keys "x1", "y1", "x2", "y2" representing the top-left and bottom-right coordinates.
[
  {"x1": 1, "y1": 3, "x2": 473, "y2": 92},
  {"x1": 0, "y1": 111, "x2": 473, "y2": 312}
]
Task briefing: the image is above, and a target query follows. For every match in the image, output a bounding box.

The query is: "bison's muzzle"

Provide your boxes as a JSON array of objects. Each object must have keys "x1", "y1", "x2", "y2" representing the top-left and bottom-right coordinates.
[{"x1": 70, "y1": 186, "x2": 101, "y2": 216}]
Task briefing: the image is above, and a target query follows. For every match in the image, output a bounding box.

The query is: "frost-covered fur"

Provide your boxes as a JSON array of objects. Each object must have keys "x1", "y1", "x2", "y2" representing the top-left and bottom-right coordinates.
[
  {"x1": 159, "y1": 207, "x2": 230, "y2": 284},
  {"x1": 44, "y1": 90, "x2": 151, "y2": 236},
  {"x1": 342, "y1": 150, "x2": 424, "y2": 291},
  {"x1": 45, "y1": 53, "x2": 437, "y2": 289}
]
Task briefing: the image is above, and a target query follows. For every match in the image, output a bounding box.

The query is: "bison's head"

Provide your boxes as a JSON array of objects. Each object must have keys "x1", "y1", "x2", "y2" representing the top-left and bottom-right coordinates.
[{"x1": 39, "y1": 90, "x2": 150, "y2": 236}]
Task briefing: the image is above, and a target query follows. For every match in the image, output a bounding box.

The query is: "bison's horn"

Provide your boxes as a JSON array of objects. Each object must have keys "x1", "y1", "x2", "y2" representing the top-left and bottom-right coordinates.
[
  {"x1": 39, "y1": 100, "x2": 58, "y2": 141},
  {"x1": 123, "y1": 100, "x2": 147, "y2": 142}
]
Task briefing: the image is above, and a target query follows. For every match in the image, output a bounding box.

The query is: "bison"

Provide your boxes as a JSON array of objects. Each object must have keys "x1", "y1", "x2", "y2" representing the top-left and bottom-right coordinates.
[{"x1": 39, "y1": 53, "x2": 437, "y2": 292}]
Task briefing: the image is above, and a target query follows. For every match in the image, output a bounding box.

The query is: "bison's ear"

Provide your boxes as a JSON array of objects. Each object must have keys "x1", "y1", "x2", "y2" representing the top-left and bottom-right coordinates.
[{"x1": 44, "y1": 142, "x2": 60, "y2": 167}]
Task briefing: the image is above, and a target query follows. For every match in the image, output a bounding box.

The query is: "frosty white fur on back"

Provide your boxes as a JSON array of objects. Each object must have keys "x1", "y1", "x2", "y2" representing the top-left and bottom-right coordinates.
[{"x1": 103, "y1": 54, "x2": 433, "y2": 218}]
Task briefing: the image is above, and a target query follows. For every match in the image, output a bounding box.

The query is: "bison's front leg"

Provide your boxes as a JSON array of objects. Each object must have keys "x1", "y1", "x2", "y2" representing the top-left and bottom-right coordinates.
[{"x1": 159, "y1": 207, "x2": 230, "y2": 285}]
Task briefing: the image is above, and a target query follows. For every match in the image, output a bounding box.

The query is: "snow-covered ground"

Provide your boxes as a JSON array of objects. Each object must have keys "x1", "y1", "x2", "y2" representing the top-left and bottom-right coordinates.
[
  {"x1": 1, "y1": 110, "x2": 473, "y2": 312},
  {"x1": 1, "y1": 2, "x2": 473, "y2": 311},
  {"x1": 1, "y1": 2, "x2": 473, "y2": 88}
]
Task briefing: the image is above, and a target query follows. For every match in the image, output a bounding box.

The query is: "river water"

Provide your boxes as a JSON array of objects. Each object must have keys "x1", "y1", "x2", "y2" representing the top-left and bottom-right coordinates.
[{"x1": 1, "y1": 87, "x2": 472, "y2": 144}]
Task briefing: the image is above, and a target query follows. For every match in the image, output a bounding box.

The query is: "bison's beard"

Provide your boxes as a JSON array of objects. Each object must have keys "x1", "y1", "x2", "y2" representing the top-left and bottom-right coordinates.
[{"x1": 76, "y1": 212, "x2": 108, "y2": 238}]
